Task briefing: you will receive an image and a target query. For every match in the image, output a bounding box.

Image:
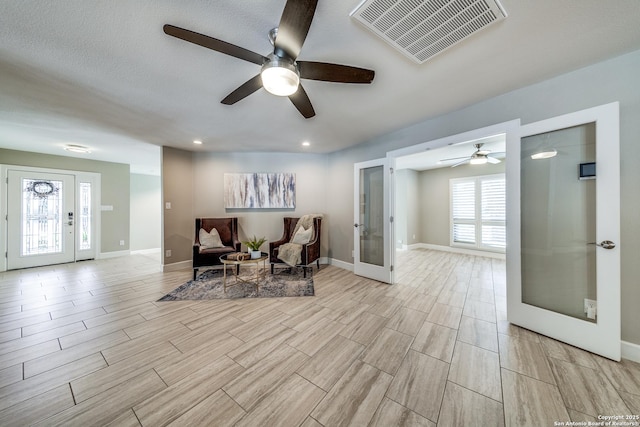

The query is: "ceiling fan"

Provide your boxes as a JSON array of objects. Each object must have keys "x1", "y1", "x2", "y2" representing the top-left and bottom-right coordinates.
[
  {"x1": 163, "y1": 0, "x2": 375, "y2": 119},
  {"x1": 440, "y1": 143, "x2": 503, "y2": 167}
]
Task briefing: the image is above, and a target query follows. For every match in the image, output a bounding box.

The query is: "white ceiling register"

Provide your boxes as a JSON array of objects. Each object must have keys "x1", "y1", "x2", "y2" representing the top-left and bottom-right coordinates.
[
  {"x1": 350, "y1": 0, "x2": 507, "y2": 64},
  {"x1": 224, "y1": 173, "x2": 296, "y2": 209}
]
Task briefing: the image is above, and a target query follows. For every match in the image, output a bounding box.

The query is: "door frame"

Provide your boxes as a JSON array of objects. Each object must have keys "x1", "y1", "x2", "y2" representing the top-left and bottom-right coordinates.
[
  {"x1": 506, "y1": 102, "x2": 620, "y2": 360},
  {"x1": 0, "y1": 165, "x2": 101, "y2": 272}
]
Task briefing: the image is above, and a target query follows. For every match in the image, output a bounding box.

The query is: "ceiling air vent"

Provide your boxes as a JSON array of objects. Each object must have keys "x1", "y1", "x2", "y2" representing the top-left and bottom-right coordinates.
[{"x1": 350, "y1": 0, "x2": 507, "y2": 64}]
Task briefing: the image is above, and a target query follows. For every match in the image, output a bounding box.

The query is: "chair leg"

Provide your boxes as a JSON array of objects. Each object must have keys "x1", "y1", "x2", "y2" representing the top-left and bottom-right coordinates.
[
  {"x1": 193, "y1": 268, "x2": 198, "y2": 281},
  {"x1": 317, "y1": 259, "x2": 320, "y2": 270},
  {"x1": 271, "y1": 263, "x2": 274, "y2": 274},
  {"x1": 236, "y1": 264, "x2": 240, "y2": 275},
  {"x1": 303, "y1": 267, "x2": 307, "y2": 279}
]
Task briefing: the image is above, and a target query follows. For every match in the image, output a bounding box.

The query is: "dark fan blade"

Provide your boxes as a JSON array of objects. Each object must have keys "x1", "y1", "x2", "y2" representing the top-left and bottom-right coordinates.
[
  {"x1": 221, "y1": 75, "x2": 263, "y2": 105},
  {"x1": 274, "y1": 0, "x2": 318, "y2": 59},
  {"x1": 297, "y1": 61, "x2": 375, "y2": 83},
  {"x1": 163, "y1": 24, "x2": 267, "y2": 65},
  {"x1": 288, "y1": 84, "x2": 315, "y2": 119}
]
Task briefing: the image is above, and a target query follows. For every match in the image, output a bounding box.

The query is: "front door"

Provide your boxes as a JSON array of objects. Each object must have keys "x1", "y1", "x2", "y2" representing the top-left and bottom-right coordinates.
[
  {"x1": 354, "y1": 158, "x2": 392, "y2": 283},
  {"x1": 506, "y1": 102, "x2": 620, "y2": 360},
  {"x1": 7, "y1": 170, "x2": 76, "y2": 269}
]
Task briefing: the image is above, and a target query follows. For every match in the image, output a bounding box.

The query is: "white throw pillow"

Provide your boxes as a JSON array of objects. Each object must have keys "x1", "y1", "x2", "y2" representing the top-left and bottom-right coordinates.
[
  {"x1": 291, "y1": 225, "x2": 313, "y2": 245},
  {"x1": 199, "y1": 227, "x2": 224, "y2": 249}
]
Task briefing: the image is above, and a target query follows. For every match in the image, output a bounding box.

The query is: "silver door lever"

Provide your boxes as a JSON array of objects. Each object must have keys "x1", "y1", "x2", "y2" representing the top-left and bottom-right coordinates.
[{"x1": 587, "y1": 240, "x2": 616, "y2": 249}]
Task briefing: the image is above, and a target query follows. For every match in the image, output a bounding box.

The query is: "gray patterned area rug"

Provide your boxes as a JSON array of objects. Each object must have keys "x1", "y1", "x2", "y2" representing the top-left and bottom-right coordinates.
[{"x1": 158, "y1": 268, "x2": 314, "y2": 300}]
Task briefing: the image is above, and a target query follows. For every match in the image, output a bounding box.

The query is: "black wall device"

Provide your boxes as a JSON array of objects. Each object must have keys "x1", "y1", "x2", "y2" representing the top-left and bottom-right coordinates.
[{"x1": 579, "y1": 162, "x2": 596, "y2": 180}]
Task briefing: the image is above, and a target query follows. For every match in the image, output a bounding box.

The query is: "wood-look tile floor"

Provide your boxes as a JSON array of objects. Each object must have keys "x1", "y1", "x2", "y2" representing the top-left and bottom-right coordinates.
[{"x1": 1, "y1": 249, "x2": 639, "y2": 426}]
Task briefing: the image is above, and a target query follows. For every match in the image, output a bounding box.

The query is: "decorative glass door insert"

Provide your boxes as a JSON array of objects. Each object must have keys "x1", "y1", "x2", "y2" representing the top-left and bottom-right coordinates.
[
  {"x1": 21, "y1": 178, "x2": 64, "y2": 255},
  {"x1": 79, "y1": 182, "x2": 92, "y2": 251}
]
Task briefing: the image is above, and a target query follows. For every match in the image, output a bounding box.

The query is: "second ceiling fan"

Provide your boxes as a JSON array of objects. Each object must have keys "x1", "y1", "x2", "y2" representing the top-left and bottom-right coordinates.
[
  {"x1": 440, "y1": 143, "x2": 503, "y2": 167},
  {"x1": 163, "y1": 0, "x2": 375, "y2": 119}
]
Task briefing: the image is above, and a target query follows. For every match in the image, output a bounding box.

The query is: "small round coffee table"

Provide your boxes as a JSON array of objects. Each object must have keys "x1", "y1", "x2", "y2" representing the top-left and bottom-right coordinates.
[{"x1": 219, "y1": 252, "x2": 269, "y2": 292}]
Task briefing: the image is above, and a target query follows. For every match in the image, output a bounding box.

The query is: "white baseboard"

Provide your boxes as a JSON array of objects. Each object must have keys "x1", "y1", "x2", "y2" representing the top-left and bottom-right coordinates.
[
  {"x1": 162, "y1": 257, "x2": 332, "y2": 274},
  {"x1": 99, "y1": 250, "x2": 131, "y2": 259},
  {"x1": 131, "y1": 248, "x2": 161, "y2": 255},
  {"x1": 328, "y1": 258, "x2": 354, "y2": 272},
  {"x1": 162, "y1": 260, "x2": 191, "y2": 273},
  {"x1": 622, "y1": 340, "x2": 640, "y2": 363},
  {"x1": 413, "y1": 243, "x2": 506, "y2": 260}
]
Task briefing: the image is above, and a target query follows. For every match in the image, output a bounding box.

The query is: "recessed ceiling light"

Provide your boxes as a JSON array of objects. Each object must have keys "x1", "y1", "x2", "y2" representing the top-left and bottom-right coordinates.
[
  {"x1": 193, "y1": 140, "x2": 203, "y2": 145},
  {"x1": 64, "y1": 144, "x2": 91, "y2": 154},
  {"x1": 302, "y1": 141, "x2": 310, "y2": 147}
]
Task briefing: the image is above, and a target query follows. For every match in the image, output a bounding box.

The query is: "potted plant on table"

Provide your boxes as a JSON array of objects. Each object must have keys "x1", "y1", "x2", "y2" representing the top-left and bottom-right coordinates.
[{"x1": 243, "y1": 236, "x2": 267, "y2": 259}]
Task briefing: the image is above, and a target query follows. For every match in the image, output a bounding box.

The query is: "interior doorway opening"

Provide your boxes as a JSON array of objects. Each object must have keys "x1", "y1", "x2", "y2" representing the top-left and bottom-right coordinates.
[{"x1": 387, "y1": 120, "x2": 520, "y2": 286}]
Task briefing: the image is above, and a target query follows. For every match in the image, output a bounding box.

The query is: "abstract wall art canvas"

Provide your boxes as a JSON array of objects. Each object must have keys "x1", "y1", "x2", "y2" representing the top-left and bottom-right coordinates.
[{"x1": 224, "y1": 173, "x2": 296, "y2": 209}]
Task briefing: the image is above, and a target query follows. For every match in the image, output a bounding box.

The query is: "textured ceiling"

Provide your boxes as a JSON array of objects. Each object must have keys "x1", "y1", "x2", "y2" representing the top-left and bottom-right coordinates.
[{"x1": 1, "y1": 1, "x2": 640, "y2": 174}]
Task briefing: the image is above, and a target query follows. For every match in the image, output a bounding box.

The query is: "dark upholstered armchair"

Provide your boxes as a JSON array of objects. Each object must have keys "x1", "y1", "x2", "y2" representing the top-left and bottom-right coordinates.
[
  {"x1": 269, "y1": 217, "x2": 321, "y2": 277},
  {"x1": 192, "y1": 217, "x2": 241, "y2": 280}
]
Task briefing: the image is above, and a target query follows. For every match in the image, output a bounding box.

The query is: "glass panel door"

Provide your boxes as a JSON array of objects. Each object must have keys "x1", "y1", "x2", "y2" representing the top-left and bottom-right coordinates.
[
  {"x1": 354, "y1": 158, "x2": 391, "y2": 283},
  {"x1": 506, "y1": 102, "x2": 620, "y2": 360},
  {"x1": 7, "y1": 170, "x2": 75, "y2": 269}
]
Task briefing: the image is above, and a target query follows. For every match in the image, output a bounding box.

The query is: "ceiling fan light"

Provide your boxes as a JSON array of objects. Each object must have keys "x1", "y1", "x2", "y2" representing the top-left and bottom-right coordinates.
[
  {"x1": 261, "y1": 57, "x2": 299, "y2": 97},
  {"x1": 469, "y1": 156, "x2": 488, "y2": 165},
  {"x1": 531, "y1": 149, "x2": 557, "y2": 160}
]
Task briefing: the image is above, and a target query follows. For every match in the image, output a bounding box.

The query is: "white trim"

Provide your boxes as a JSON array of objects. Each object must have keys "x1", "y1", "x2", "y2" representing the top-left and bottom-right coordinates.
[
  {"x1": 162, "y1": 260, "x2": 192, "y2": 272},
  {"x1": 622, "y1": 341, "x2": 640, "y2": 363},
  {"x1": 100, "y1": 250, "x2": 131, "y2": 259},
  {"x1": 412, "y1": 243, "x2": 506, "y2": 260},
  {"x1": 387, "y1": 120, "x2": 521, "y2": 159},
  {"x1": 162, "y1": 257, "x2": 332, "y2": 274},
  {"x1": 328, "y1": 257, "x2": 354, "y2": 272},
  {"x1": 131, "y1": 248, "x2": 161, "y2": 255}
]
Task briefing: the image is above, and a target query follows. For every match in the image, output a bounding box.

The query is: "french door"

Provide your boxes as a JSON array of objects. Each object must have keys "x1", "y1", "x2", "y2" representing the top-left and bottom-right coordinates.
[
  {"x1": 506, "y1": 102, "x2": 620, "y2": 360},
  {"x1": 4, "y1": 167, "x2": 99, "y2": 270},
  {"x1": 353, "y1": 158, "x2": 393, "y2": 283}
]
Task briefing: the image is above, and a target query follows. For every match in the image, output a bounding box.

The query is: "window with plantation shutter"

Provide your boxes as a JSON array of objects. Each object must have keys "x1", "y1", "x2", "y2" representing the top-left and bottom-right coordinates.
[
  {"x1": 452, "y1": 180, "x2": 476, "y2": 244},
  {"x1": 450, "y1": 174, "x2": 505, "y2": 252}
]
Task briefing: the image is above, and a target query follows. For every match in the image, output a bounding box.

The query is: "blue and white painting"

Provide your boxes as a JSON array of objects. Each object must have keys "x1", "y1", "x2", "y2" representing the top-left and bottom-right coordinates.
[{"x1": 224, "y1": 173, "x2": 296, "y2": 209}]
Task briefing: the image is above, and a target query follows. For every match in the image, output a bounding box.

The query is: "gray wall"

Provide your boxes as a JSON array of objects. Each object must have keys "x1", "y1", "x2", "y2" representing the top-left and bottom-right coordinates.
[
  {"x1": 161, "y1": 149, "x2": 330, "y2": 264},
  {"x1": 130, "y1": 173, "x2": 161, "y2": 251},
  {"x1": 395, "y1": 169, "x2": 420, "y2": 247},
  {"x1": 417, "y1": 162, "x2": 505, "y2": 246},
  {"x1": 325, "y1": 49, "x2": 640, "y2": 345},
  {"x1": 0, "y1": 147, "x2": 130, "y2": 253},
  {"x1": 161, "y1": 146, "x2": 194, "y2": 265},
  {"x1": 193, "y1": 152, "x2": 329, "y2": 255}
]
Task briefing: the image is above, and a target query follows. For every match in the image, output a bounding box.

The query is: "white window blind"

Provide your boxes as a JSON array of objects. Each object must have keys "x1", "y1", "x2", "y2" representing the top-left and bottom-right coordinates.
[{"x1": 450, "y1": 174, "x2": 505, "y2": 251}]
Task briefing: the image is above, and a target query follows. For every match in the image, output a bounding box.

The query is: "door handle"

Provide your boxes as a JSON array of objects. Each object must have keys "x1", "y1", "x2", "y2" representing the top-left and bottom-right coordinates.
[
  {"x1": 587, "y1": 240, "x2": 616, "y2": 249},
  {"x1": 354, "y1": 223, "x2": 364, "y2": 228}
]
